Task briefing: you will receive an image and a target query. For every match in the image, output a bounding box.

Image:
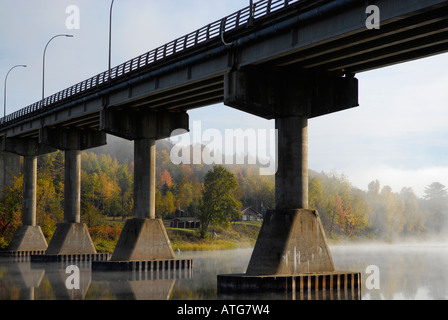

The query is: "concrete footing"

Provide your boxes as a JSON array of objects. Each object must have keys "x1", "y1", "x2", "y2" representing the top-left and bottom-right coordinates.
[
  {"x1": 110, "y1": 218, "x2": 175, "y2": 262},
  {"x1": 30, "y1": 253, "x2": 110, "y2": 263},
  {"x1": 45, "y1": 223, "x2": 97, "y2": 255},
  {"x1": 7, "y1": 225, "x2": 48, "y2": 252},
  {"x1": 0, "y1": 250, "x2": 46, "y2": 261},
  {"x1": 217, "y1": 209, "x2": 361, "y2": 299},
  {"x1": 217, "y1": 272, "x2": 362, "y2": 300},
  {"x1": 92, "y1": 258, "x2": 193, "y2": 272},
  {"x1": 246, "y1": 209, "x2": 335, "y2": 275}
]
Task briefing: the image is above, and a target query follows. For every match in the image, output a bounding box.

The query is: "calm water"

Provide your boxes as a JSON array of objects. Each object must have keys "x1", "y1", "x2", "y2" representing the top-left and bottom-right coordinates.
[{"x1": 1, "y1": 244, "x2": 447, "y2": 300}]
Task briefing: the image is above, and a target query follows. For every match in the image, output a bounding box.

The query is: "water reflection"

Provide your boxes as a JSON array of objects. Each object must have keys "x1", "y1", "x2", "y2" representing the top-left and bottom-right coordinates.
[
  {"x1": 331, "y1": 243, "x2": 448, "y2": 300},
  {"x1": 0, "y1": 258, "x2": 45, "y2": 300},
  {"x1": 1, "y1": 245, "x2": 448, "y2": 300}
]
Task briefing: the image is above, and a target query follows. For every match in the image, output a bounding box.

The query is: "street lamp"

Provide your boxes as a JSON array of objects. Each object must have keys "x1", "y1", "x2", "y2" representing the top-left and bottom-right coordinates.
[
  {"x1": 109, "y1": 0, "x2": 115, "y2": 80},
  {"x1": 249, "y1": 0, "x2": 254, "y2": 26},
  {"x1": 42, "y1": 34, "x2": 73, "y2": 107},
  {"x1": 4, "y1": 64, "x2": 27, "y2": 118}
]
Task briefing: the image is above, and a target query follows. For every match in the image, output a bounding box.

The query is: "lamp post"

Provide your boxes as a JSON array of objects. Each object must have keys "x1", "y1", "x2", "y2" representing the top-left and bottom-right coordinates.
[
  {"x1": 4, "y1": 65, "x2": 27, "y2": 118},
  {"x1": 249, "y1": 0, "x2": 254, "y2": 25},
  {"x1": 109, "y1": 0, "x2": 115, "y2": 80},
  {"x1": 42, "y1": 34, "x2": 73, "y2": 107}
]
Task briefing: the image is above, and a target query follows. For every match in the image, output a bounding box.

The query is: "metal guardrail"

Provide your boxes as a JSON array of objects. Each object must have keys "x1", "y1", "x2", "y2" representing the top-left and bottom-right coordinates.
[{"x1": 1, "y1": 0, "x2": 305, "y2": 125}]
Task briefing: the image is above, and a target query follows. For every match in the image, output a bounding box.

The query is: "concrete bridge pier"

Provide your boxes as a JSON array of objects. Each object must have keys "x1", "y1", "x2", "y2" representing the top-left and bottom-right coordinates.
[
  {"x1": 41, "y1": 127, "x2": 106, "y2": 255},
  {"x1": 110, "y1": 138, "x2": 175, "y2": 261},
  {"x1": 223, "y1": 67, "x2": 360, "y2": 276},
  {"x1": 219, "y1": 68, "x2": 361, "y2": 297},
  {"x1": 98, "y1": 108, "x2": 189, "y2": 263},
  {"x1": 245, "y1": 115, "x2": 335, "y2": 275},
  {"x1": 2, "y1": 138, "x2": 56, "y2": 253}
]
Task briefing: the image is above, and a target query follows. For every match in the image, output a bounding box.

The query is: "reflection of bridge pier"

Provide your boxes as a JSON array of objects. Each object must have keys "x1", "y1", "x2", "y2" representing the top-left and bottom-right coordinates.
[
  {"x1": 3, "y1": 260, "x2": 45, "y2": 300},
  {"x1": 40, "y1": 262, "x2": 92, "y2": 300},
  {"x1": 92, "y1": 266, "x2": 193, "y2": 300}
]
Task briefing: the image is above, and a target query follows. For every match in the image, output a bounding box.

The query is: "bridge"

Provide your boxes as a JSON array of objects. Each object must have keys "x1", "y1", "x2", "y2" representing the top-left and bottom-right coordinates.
[{"x1": 1, "y1": 0, "x2": 447, "y2": 294}]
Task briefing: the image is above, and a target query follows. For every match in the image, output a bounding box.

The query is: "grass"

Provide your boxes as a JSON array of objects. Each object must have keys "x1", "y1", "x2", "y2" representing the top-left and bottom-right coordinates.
[
  {"x1": 166, "y1": 221, "x2": 262, "y2": 252},
  {"x1": 88, "y1": 217, "x2": 262, "y2": 253}
]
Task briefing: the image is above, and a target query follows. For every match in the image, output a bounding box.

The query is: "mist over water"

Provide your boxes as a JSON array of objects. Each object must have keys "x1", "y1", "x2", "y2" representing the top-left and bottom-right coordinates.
[
  {"x1": 330, "y1": 241, "x2": 448, "y2": 300},
  {"x1": 2, "y1": 244, "x2": 448, "y2": 300}
]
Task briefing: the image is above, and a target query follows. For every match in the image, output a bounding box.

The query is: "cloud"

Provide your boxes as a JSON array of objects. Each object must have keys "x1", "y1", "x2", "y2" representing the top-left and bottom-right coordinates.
[{"x1": 308, "y1": 53, "x2": 448, "y2": 196}]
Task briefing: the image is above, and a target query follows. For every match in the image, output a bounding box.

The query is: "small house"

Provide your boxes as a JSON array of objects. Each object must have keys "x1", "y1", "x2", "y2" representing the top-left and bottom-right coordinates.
[
  {"x1": 170, "y1": 217, "x2": 201, "y2": 229},
  {"x1": 241, "y1": 207, "x2": 263, "y2": 222}
]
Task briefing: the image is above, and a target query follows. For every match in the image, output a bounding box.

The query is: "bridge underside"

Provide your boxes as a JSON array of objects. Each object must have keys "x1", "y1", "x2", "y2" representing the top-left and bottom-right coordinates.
[
  {"x1": 1, "y1": 0, "x2": 447, "y2": 140},
  {"x1": 0, "y1": 0, "x2": 447, "y2": 285}
]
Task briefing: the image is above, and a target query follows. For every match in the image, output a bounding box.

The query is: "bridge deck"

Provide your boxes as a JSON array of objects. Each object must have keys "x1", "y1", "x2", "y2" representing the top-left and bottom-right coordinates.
[{"x1": 1, "y1": 0, "x2": 447, "y2": 139}]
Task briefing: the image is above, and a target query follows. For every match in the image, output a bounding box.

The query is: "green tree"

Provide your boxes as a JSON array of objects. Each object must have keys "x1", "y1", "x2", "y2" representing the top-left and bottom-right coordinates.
[
  {"x1": 198, "y1": 165, "x2": 242, "y2": 238},
  {"x1": 309, "y1": 177, "x2": 323, "y2": 211}
]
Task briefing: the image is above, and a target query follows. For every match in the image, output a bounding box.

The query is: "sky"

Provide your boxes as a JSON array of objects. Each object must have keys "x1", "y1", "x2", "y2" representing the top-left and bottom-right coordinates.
[{"x1": 1, "y1": 0, "x2": 447, "y2": 197}]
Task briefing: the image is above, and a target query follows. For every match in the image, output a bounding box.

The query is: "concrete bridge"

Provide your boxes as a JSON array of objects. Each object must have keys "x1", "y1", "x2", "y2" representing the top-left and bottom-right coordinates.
[{"x1": 1, "y1": 0, "x2": 447, "y2": 289}]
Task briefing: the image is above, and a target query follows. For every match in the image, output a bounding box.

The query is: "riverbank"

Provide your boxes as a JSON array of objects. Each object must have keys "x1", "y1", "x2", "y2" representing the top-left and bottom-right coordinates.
[
  {"x1": 88, "y1": 219, "x2": 262, "y2": 253},
  {"x1": 168, "y1": 221, "x2": 262, "y2": 252}
]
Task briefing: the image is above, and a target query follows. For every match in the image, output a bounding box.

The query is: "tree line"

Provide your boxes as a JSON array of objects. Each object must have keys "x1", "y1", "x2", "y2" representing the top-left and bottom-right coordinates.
[
  {"x1": 0, "y1": 138, "x2": 447, "y2": 248},
  {"x1": 308, "y1": 172, "x2": 448, "y2": 240}
]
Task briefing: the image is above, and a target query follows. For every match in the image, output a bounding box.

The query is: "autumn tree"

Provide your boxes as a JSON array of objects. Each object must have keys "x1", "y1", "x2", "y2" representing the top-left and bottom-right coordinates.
[
  {"x1": 309, "y1": 177, "x2": 323, "y2": 211},
  {"x1": 0, "y1": 176, "x2": 23, "y2": 248},
  {"x1": 198, "y1": 165, "x2": 242, "y2": 238},
  {"x1": 400, "y1": 187, "x2": 425, "y2": 236}
]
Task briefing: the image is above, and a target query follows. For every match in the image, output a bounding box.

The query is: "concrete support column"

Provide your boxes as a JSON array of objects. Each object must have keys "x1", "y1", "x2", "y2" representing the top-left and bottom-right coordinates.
[
  {"x1": 275, "y1": 116, "x2": 308, "y2": 210},
  {"x1": 42, "y1": 128, "x2": 101, "y2": 255},
  {"x1": 104, "y1": 110, "x2": 188, "y2": 262},
  {"x1": 0, "y1": 151, "x2": 22, "y2": 195},
  {"x1": 133, "y1": 139, "x2": 156, "y2": 220},
  {"x1": 23, "y1": 156, "x2": 37, "y2": 226},
  {"x1": 64, "y1": 150, "x2": 81, "y2": 223},
  {"x1": 223, "y1": 68, "x2": 358, "y2": 276},
  {"x1": 7, "y1": 152, "x2": 47, "y2": 253},
  {"x1": 46, "y1": 148, "x2": 96, "y2": 255}
]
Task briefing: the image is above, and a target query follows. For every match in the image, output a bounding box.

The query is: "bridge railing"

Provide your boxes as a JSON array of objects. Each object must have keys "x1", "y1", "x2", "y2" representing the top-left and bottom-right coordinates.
[{"x1": 1, "y1": 0, "x2": 305, "y2": 126}]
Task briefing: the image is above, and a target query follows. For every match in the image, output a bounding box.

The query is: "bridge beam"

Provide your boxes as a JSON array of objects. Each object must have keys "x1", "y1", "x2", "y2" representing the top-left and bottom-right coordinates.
[
  {"x1": 224, "y1": 68, "x2": 358, "y2": 120},
  {"x1": 225, "y1": 68, "x2": 358, "y2": 276},
  {"x1": 39, "y1": 127, "x2": 107, "y2": 151},
  {"x1": 100, "y1": 108, "x2": 189, "y2": 141}
]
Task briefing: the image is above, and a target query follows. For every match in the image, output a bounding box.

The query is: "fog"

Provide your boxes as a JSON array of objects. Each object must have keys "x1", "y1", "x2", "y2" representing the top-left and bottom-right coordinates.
[{"x1": 2, "y1": 243, "x2": 448, "y2": 300}]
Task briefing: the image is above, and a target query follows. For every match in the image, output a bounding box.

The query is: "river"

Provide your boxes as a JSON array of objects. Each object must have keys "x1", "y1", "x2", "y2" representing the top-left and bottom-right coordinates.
[{"x1": 0, "y1": 243, "x2": 447, "y2": 300}]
